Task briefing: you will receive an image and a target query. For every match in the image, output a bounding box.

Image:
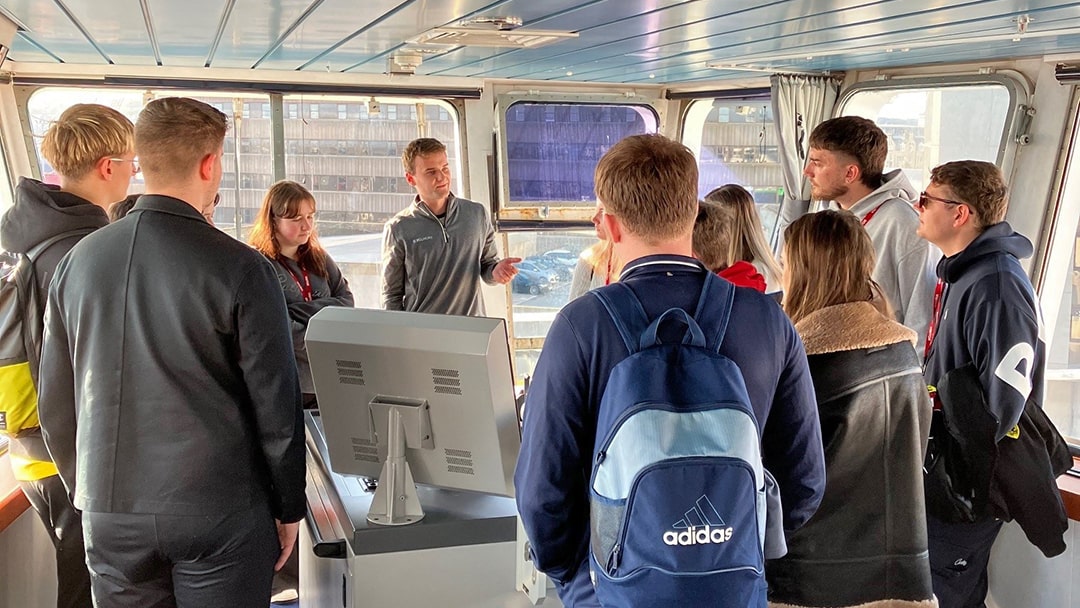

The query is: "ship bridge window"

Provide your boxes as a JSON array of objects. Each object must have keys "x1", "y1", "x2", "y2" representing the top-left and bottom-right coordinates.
[
  {"x1": 282, "y1": 95, "x2": 460, "y2": 309},
  {"x1": 1037, "y1": 97, "x2": 1080, "y2": 450},
  {"x1": 682, "y1": 97, "x2": 783, "y2": 246},
  {"x1": 837, "y1": 77, "x2": 1023, "y2": 191}
]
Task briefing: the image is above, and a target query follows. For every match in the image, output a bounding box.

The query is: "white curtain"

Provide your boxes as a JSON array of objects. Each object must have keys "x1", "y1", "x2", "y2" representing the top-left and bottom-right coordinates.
[{"x1": 770, "y1": 74, "x2": 840, "y2": 247}]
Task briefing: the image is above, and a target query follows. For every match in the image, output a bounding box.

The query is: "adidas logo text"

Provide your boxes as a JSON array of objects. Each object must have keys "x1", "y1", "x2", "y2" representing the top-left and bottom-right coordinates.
[{"x1": 663, "y1": 525, "x2": 734, "y2": 546}]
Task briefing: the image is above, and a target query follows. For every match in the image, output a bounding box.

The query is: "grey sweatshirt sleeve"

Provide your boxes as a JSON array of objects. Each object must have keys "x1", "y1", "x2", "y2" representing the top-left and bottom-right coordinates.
[
  {"x1": 895, "y1": 241, "x2": 937, "y2": 353},
  {"x1": 479, "y1": 214, "x2": 499, "y2": 285},
  {"x1": 381, "y1": 222, "x2": 406, "y2": 310}
]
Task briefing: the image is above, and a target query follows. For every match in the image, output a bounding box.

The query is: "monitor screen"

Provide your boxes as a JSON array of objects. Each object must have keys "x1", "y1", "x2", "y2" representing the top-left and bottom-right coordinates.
[{"x1": 306, "y1": 308, "x2": 520, "y2": 502}]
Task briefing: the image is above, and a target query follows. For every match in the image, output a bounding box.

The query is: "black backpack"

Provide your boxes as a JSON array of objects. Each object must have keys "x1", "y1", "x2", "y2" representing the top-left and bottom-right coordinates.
[{"x1": 0, "y1": 229, "x2": 90, "y2": 435}]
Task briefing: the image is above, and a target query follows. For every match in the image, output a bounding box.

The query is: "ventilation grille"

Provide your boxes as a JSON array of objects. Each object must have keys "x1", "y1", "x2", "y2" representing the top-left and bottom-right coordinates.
[
  {"x1": 432, "y1": 368, "x2": 462, "y2": 396},
  {"x1": 351, "y1": 437, "x2": 378, "y2": 463},
  {"x1": 445, "y1": 448, "x2": 475, "y2": 475},
  {"x1": 336, "y1": 359, "x2": 364, "y2": 386},
  {"x1": 411, "y1": 27, "x2": 578, "y2": 49}
]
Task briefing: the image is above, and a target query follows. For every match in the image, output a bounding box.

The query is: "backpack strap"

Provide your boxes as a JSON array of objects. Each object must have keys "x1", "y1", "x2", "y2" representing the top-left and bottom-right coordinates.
[
  {"x1": 693, "y1": 273, "x2": 736, "y2": 354},
  {"x1": 592, "y1": 283, "x2": 651, "y2": 355},
  {"x1": 594, "y1": 278, "x2": 724, "y2": 353},
  {"x1": 25, "y1": 228, "x2": 95, "y2": 262}
]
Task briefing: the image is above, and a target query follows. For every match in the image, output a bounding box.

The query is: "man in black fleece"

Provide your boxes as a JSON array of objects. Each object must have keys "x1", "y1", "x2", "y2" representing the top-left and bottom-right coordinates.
[{"x1": 0, "y1": 103, "x2": 136, "y2": 608}]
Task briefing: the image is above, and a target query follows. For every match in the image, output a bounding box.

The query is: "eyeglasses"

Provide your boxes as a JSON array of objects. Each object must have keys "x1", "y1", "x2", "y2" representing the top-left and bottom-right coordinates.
[
  {"x1": 917, "y1": 191, "x2": 963, "y2": 209},
  {"x1": 108, "y1": 157, "x2": 140, "y2": 174}
]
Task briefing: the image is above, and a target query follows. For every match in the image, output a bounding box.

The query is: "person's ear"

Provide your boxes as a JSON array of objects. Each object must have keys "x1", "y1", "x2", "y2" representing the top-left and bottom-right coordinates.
[
  {"x1": 96, "y1": 157, "x2": 115, "y2": 181},
  {"x1": 955, "y1": 203, "x2": 974, "y2": 228},
  {"x1": 405, "y1": 172, "x2": 417, "y2": 187},
  {"x1": 845, "y1": 163, "x2": 861, "y2": 185},
  {"x1": 602, "y1": 211, "x2": 623, "y2": 244},
  {"x1": 199, "y1": 152, "x2": 218, "y2": 181}
]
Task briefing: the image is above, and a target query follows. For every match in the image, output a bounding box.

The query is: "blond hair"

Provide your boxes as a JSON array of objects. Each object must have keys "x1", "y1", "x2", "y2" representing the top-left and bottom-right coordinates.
[
  {"x1": 583, "y1": 239, "x2": 620, "y2": 281},
  {"x1": 782, "y1": 210, "x2": 892, "y2": 324},
  {"x1": 402, "y1": 138, "x2": 446, "y2": 174},
  {"x1": 40, "y1": 104, "x2": 135, "y2": 179},
  {"x1": 701, "y1": 184, "x2": 782, "y2": 282},
  {"x1": 594, "y1": 134, "x2": 698, "y2": 244},
  {"x1": 135, "y1": 97, "x2": 227, "y2": 184}
]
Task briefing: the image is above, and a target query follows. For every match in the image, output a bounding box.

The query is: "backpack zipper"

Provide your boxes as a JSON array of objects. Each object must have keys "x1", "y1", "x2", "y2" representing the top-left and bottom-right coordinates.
[{"x1": 607, "y1": 543, "x2": 621, "y2": 574}]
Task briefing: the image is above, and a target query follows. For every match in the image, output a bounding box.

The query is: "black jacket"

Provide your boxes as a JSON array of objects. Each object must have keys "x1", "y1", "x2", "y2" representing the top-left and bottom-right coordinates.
[
  {"x1": 767, "y1": 302, "x2": 935, "y2": 608},
  {"x1": 0, "y1": 178, "x2": 109, "y2": 478},
  {"x1": 270, "y1": 255, "x2": 353, "y2": 394},
  {"x1": 37, "y1": 195, "x2": 306, "y2": 522}
]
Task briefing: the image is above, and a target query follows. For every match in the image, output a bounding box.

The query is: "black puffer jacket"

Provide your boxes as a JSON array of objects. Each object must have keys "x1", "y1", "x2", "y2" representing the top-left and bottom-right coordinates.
[{"x1": 767, "y1": 302, "x2": 936, "y2": 608}]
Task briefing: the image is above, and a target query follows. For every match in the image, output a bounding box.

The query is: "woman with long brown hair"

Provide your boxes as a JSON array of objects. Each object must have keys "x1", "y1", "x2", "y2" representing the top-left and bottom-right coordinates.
[
  {"x1": 249, "y1": 180, "x2": 354, "y2": 408},
  {"x1": 769, "y1": 210, "x2": 935, "y2": 608}
]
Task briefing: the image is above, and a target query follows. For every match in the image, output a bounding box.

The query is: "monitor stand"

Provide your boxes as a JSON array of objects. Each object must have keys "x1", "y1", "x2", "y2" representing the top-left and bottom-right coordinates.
[{"x1": 367, "y1": 396, "x2": 433, "y2": 526}]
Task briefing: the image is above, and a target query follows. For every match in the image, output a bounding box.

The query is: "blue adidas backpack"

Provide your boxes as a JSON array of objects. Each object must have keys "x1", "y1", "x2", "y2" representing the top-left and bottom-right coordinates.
[{"x1": 588, "y1": 274, "x2": 770, "y2": 607}]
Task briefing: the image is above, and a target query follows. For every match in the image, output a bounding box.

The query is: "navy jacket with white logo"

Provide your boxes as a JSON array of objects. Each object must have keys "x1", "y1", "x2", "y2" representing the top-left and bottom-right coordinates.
[{"x1": 923, "y1": 221, "x2": 1042, "y2": 443}]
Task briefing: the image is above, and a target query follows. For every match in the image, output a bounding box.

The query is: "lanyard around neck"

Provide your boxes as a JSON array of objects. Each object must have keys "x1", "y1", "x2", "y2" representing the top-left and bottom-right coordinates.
[
  {"x1": 861, "y1": 201, "x2": 888, "y2": 227},
  {"x1": 924, "y1": 279, "x2": 946, "y2": 360},
  {"x1": 279, "y1": 258, "x2": 312, "y2": 302}
]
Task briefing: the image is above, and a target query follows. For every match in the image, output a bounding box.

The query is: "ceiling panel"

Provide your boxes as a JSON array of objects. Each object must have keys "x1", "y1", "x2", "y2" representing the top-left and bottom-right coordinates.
[
  {"x1": 497, "y1": 0, "x2": 1080, "y2": 82},
  {"x1": 422, "y1": 0, "x2": 729, "y2": 76},
  {"x1": 287, "y1": 0, "x2": 523, "y2": 72},
  {"x1": 2, "y1": 0, "x2": 1080, "y2": 83},
  {"x1": 3, "y1": 0, "x2": 110, "y2": 63}
]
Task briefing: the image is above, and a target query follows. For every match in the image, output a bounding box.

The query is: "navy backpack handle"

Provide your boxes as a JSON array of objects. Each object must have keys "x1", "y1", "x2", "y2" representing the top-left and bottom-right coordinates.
[{"x1": 639, "y1": 308, "x2": 706, "y2": 350}]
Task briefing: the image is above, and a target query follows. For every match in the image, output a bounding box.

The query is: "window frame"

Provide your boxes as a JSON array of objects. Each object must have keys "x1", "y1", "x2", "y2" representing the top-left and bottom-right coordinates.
[
  {"x1": 679, "y1": 93, "x2": 784, "y2": 247},
  {"x1": 493, "y1": 92, "x2": 665, "y2": 227},
  {"x1": 1032, "y1": 88, "x2": 1080, "y2": 450},
  {"x1": 835, "y1": 73, "x2": 1031, "y2": 181}
]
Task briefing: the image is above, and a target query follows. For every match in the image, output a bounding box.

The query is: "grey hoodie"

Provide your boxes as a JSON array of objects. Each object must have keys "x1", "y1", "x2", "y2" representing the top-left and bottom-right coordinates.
[
  {"x1": 830, "y1": 169, "x2": 938, "y2": 351},
  {"x1": 381, "y1": 194, "x2": 499, "y2": 316}
]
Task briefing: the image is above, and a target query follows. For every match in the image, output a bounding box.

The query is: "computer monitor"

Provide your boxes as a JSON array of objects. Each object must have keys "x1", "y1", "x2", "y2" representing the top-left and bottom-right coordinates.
[{"x1": 306, "y1": 307, "x2": 520, "y2": 526}]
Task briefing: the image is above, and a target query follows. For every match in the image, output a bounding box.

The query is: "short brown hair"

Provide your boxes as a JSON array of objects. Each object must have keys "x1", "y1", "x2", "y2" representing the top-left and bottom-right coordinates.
[
  {"x1": 135, "y1": 97, "x2": 227, "y2": 184},
  {"x1": 693, "y1": 200, "x2": 732, "y2": 272},
  {"x1": 402, "y1": 138, "x2": 446, "y2": 173},
  {"x1": 249, "y1": 180, "x2": 329, "y2": 278},
  {"x1": 783, "y1": 210, "x2": 891, "y2": 324},
  {"x1": 41, "y1": 104, "x2": 134, "y2": 179},
  {"x1": 929, "y1": 160, "x2": 1008, "y2": 229},
  {"x1": 808, "y1": 116, "x2": 888, "y2": 189},
  {"x1": 594, "y1": 134, "x2": 698, "y2": 244}
]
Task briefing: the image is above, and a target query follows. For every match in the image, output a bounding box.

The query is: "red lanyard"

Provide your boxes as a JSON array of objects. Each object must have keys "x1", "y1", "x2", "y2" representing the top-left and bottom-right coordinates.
[
  {"x1": 280, "y1": 260, "x2": 312, "y2": 302},
  {"x1": 860, "y1": 202, "x2": 887, "y2": 227},
  {"x1": 605, "y1": 255, "x2": 613, "y2": 286},
  {"x1": 924, "y1": 279, "x2": 945, "y2": 360}
]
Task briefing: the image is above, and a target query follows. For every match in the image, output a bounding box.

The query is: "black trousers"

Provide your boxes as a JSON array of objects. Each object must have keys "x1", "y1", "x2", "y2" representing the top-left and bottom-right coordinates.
[
  {"x1": 19, "y1": 475, "x2": 93, "y2": 608},
  {"x1": 82, "y1": 504, "x2": 279, "y2": 608},
  {"x1": 927, "y1": 515, "x2": 1004, "y2": 608}
]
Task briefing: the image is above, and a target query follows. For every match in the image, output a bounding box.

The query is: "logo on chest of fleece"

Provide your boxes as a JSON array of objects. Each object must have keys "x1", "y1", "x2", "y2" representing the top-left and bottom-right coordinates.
[{"x1": 411, "y1": 235, "x2": 434, "y2": 245}]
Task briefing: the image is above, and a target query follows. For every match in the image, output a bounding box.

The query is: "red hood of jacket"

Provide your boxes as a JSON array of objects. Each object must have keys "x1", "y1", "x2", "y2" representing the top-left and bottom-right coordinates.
[{"x1": 717, "y1": 261, "x2": 767, "y2": 293}]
